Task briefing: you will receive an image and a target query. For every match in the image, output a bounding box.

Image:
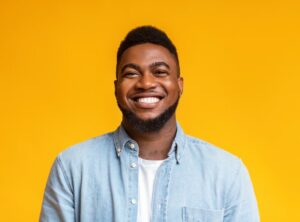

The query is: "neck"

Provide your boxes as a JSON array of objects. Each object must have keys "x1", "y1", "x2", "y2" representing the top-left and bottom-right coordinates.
[{"x1": 122, "y1": 116, "x2": 177, "y2": 160}]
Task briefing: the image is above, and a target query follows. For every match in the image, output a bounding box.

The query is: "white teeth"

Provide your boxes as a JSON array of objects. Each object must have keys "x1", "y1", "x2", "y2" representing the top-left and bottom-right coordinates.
[{"x1": 137, "y1": 97, "x2": 160, "y2": 104}]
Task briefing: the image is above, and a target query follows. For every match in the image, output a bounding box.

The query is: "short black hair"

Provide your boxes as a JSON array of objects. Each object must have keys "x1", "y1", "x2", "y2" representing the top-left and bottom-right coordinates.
[{"x1": 116, "y1": 25, "x2": 180, "y2": 75}]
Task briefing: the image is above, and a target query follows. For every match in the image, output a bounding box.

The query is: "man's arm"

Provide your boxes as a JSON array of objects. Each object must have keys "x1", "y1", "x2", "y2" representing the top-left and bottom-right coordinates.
[
  {"x1": 40, "y1": 155, "x2": 75, "y2": 222},
  {"x1": 224, "y1": 160, "x2": 260, "y2": 222}
]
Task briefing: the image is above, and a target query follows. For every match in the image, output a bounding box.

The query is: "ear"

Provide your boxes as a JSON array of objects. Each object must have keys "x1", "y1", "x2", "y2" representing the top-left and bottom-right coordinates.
[{"x1": 177, "y1": 77, "x2": 184, "y2": 96}]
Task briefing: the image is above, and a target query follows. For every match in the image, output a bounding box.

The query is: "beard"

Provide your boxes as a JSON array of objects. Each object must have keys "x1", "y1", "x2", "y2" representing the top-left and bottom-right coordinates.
[{"x1": 117, "y1": 96, "x2": 180, "y2": 133}]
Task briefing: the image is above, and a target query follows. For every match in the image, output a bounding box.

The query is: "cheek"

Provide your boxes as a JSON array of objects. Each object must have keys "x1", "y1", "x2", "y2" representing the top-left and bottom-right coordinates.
[
  {"x1": 163, "y1": 81, "x2": 181, "y2": 96},
  {"x1": 116, "y1": 82, "x2": 133, "y2": 99}
]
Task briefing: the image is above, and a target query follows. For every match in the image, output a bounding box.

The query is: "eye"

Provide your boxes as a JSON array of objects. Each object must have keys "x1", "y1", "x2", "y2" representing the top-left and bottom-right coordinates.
[
  {"x1": 123, "y1": 72, "x2": 139, "y2": 78},
  {"x1": 154, "y1": 70, "x2": 168, "y2": 76}
]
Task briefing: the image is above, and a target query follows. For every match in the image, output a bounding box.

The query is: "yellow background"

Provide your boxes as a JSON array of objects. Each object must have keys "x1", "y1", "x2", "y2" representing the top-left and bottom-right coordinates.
[{"x1": 1, "y1": 0, "x2": 299, "y2": 221}]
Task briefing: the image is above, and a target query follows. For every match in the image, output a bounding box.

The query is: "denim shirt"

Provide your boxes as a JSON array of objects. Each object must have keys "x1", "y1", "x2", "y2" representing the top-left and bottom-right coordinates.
[{"x1": 40, "y1": 123, "x2": 259, "y2": 222}]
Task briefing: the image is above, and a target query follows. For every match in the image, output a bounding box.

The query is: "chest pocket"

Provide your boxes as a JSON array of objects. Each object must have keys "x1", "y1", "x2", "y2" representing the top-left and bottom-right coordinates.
[{"x1": 182, "y1": 207, "x2": 224, "y2": 222}]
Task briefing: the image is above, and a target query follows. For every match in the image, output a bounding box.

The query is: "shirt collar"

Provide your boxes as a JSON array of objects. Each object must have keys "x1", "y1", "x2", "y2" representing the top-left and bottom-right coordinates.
[
  {"x1": 167, "y1": 122, "x2": 186, "y2": 163},
  {"x1": 113, "y1": 123, "x2": 132, "y2": 157},
  {"x1": 113, "y1": 122, "x2": 186, "y2": 163}
]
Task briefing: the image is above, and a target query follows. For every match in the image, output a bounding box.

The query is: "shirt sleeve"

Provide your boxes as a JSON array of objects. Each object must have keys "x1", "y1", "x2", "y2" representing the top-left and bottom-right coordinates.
[
  {"x1": 223, "y1": 160, "x2": 260, "y2": 222},
  {"x1": 39, "y1": 155, "x2": 75, "y2": 222}
]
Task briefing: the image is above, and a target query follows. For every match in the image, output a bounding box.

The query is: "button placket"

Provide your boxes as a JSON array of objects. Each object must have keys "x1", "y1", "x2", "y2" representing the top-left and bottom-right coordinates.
[{"x1": 127, "y1": 142, "x2": 139, "y2": 222}]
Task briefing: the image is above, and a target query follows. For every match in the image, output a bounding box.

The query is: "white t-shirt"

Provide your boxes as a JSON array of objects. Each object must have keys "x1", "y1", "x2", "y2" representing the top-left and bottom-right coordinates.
[{"x1": 137, "y1": 157, "x2": 165, "y2": 222}]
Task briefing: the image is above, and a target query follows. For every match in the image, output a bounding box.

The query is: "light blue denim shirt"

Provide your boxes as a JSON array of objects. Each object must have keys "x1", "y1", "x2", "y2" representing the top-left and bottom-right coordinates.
[{"x1": 40, "y1": 123, "x2": 259, "y2": 222}]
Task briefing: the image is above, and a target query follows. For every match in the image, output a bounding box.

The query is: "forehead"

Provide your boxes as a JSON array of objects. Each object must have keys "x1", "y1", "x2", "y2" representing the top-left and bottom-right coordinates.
[{"x1": 118, "y1": 43, "x2": 177, "y2": 69}]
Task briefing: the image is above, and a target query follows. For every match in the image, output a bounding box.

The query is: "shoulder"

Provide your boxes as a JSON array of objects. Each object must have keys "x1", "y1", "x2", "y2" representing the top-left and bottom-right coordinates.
[
  {"x1": 183, "y1": 135, "x2": 251, "y2": 199},
  {"x1": 184, "y1": 135, "x2": 243, "y2": 173},
  {"x1": 57, "y1": 132, "x2": 115, "y2": 166}
]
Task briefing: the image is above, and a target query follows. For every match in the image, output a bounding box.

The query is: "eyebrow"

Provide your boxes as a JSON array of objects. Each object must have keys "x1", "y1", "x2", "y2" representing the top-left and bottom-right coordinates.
[
  {"x1": 120, "y1": 61, "x2": 170, "y2": 74},
  {"x1": 150, "y1": 61, "x2": 170, "y2": 69}
]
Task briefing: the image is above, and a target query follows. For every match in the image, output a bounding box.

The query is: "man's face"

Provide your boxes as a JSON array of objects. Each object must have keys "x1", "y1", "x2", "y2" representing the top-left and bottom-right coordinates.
[{"x1": 115, "y1": 43, "x2": 183, "y2": 131}]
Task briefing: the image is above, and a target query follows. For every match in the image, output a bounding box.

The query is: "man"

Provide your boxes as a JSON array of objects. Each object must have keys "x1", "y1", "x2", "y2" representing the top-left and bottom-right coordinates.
[{"x1": 40, "y1": 26, "x2": 259, "y2": 222}]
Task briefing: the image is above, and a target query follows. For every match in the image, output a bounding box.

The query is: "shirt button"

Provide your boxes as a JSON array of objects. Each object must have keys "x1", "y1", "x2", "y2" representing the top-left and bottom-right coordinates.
[
  {"x1": 130, "y1": 162, "x2": 137, "y2": 168},
  {"x1": 131, "y1": 198, "x2": 137, "y2": 204},
  {"x1": 129, "y1": 143, "x2": 135, "y2": 149}
]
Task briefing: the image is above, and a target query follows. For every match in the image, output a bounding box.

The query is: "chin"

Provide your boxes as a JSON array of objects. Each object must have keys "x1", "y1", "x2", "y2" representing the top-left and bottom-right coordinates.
[
  {"x1": 118, "y1": 98, "x2": 179, "y2": 133},
  {"x1": 135, "y1": 113, "x2": 161, "y2": 121}
]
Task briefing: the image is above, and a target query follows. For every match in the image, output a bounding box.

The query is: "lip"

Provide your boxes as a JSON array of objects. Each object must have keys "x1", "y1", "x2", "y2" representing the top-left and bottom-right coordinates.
[{"x1": 130, "y1": 93, "x2": 165, "y2": 109}]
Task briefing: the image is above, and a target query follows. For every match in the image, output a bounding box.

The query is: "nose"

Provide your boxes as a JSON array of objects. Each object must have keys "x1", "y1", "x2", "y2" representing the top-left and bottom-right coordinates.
[{"x1": 136, "y1": 72, "x2": 157, "y2": 90}]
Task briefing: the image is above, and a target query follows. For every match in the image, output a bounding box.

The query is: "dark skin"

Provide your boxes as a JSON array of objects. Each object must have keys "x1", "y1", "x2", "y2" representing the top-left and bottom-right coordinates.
[
  {"x1": 123, "y1": 115, "x2": 177, "y2": 160},
  {"x1": 115, "y1": 43, "x2": 183, "y2": 160}
]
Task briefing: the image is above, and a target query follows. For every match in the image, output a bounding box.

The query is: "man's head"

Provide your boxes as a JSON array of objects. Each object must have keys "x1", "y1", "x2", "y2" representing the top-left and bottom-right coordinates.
[
  {"x1": 116, "y1": 26, "x2": 180, "y2": 76},
  {"x1": 115, "y1": 26, "x2": 183, "y2": 133}
]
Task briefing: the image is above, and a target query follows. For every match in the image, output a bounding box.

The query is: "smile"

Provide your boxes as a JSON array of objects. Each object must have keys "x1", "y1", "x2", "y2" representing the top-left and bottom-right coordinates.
[
  {"x1": 137, "y1": 97, "x2": 160, "y2": 104},
  {"x1": 131, "y1": 95, "x2": 164, "y2": 109}
]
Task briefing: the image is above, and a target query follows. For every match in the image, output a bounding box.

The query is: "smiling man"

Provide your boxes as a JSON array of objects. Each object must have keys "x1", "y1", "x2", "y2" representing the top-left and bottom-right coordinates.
[{"x1": 40, "y1": 26, "x2": 259, "y2": 222}]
